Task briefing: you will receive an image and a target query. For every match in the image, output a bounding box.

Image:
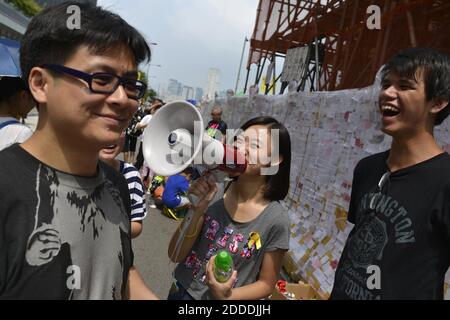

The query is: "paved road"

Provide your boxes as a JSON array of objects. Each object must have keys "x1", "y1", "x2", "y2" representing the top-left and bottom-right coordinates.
[{"x1": 133, "y1": 204, "x2": 179, "y2": 299}]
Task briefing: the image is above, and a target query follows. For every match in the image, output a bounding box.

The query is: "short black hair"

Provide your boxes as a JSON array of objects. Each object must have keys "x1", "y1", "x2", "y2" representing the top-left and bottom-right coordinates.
[
  {"x1": 381, "y1": 47, "x2": 450, "y2": 125},
  {"x1": 239, "y1": 116, "x2": 291, "y2": 201},
  {"x1": 153, "y1": 98, "x2": 164, "y2": 105},
  {"x1": 182, "y1": 166, "x2": 195, "y2": 177},
  {"x1": 20, "y1": 1, "x2": 151, "y2": 85},
  {"x1": 0, "y1": 77, "x2": 28, "y2": 103}
]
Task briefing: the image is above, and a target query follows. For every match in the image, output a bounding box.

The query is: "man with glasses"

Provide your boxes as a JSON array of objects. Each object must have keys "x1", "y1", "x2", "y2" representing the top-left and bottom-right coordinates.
[
  {"x1": 0, "y1": 3, "x2": 157, "y2": 299},
  {"x1": 206, "y1": 106, "x2": 228, "y2": 143},
  {"x1": 331, "y1": 48, "x2": 450, "y2": 300}
]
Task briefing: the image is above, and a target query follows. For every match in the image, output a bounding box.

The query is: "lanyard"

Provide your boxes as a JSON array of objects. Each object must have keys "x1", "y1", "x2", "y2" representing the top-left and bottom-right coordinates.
[{"x1": 369, "y1": 171, "x2": 391, "y2": 210}]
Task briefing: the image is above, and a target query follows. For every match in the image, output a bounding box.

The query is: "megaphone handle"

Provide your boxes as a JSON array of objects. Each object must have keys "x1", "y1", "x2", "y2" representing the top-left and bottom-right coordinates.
[
  {"x1": 209, "y1": 170, "x2": 228, "y2": 182},
  {"x1": 171, "y1": 190, "x2": 203, "y2": 260},
  {"x1": 187, "y1": 193, "x2": 199, "y2": 205},
  {"x1": 172, "y1": 180, "x2": 203, "y2": 263},
  {"x1": 187, "y1": 168, "x2": 219, "y2": 204},
  {"x1": 172, "y1": 172, "x2": 218, "y2": 262}
]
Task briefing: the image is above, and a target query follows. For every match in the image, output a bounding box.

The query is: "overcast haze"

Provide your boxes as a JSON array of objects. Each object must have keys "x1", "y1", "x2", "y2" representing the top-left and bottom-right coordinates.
[{"x1": 97, "y1": 0, "x2": 259, "y2": 94}]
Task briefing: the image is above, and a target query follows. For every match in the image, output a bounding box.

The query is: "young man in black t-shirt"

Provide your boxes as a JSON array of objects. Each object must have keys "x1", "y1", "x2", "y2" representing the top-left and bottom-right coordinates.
[
  {"x1": 331, "y1": 48, "x2": 450, "y2": 300},
  {"x1": 0, "y1": 3, "x2": 157, "y2": 299}
]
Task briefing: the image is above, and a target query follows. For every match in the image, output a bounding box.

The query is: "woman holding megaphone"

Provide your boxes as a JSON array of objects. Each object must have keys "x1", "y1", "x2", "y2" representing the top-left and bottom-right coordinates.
[{"x1": 168, "y1": 116, "x2": 291, "y2": 300}]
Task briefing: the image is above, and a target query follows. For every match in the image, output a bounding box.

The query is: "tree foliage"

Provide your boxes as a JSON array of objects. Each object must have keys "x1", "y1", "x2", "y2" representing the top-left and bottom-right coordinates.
[{"x1": 6, "y1": 0, "x2": 42, "y2": 17}]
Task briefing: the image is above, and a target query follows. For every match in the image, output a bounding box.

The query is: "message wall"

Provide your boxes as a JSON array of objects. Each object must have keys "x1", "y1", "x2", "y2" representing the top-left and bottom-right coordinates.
[{"x1": 200, "y1": 83, "x2": 450, "y2": 299}]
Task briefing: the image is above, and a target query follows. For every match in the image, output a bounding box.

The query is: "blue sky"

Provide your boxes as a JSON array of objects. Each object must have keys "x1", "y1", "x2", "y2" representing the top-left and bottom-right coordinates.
[{"x1": 98, "y1": 0, "x2": 259, "y2": 93}]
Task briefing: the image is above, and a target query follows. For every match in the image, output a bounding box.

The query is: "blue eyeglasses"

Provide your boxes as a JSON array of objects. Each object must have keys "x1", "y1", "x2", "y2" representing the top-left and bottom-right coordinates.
[{"x1": 41, "y1": 64, "x2": 147, "y2": 100}]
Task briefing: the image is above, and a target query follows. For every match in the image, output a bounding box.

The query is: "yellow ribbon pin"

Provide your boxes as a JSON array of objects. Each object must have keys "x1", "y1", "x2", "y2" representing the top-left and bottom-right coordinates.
[{"x1": 248, "y1": 232, "x2": 262, "y2": 250}]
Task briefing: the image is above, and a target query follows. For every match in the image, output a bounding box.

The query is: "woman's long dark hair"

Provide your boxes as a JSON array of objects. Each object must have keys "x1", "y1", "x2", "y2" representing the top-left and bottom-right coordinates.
[{"x1": 237, "y1": 116, "x2": 292, "y2": 201}]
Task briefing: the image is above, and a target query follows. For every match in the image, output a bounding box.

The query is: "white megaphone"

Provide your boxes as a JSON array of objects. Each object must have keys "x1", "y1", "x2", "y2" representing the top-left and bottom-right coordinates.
[
  {"x1": 142, "y1": 100, "x2": 247, "y2": 262},
  {"x1": 142, "y1": 100, "x2": 247, "y2": 179}
]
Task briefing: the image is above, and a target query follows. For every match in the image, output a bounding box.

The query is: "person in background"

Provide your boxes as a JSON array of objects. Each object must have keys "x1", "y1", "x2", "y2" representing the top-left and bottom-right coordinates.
[
  {"x1": 99, "y1": 132, "x2": 147, "y2": 238},
  {"x1": 0, "y1": 76, "x2": 35, "y2": 151},
  {"x1": 131, "y1": 99, "x2": 164, "y2": 210},
  {"x1": 123, "y1": 104, "x2": 145, "y2": 163},
  {"x1": 134, "y1": 99, "x2": 164, "y2": 171},
  {"x1": 206, "y1": 106, "x2": 227, "y2": 143},
  {"x1": 162, "y1": 167, "x2": 194, "y2": 210}
]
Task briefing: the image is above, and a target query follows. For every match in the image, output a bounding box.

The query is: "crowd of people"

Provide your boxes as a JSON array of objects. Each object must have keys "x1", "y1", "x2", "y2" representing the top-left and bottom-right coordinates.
[{"x1": 0, "y1": 1, "x2": 449, "y2": 301}]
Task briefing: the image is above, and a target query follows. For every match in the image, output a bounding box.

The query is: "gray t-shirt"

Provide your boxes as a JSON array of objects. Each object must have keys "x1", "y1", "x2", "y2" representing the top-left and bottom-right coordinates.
[
  {"x1": 0, "y1": 144, "x2": 133, "y2": 299},
  {"x1": 174, "y1": 198, "x2": 290, "y2": 300}
]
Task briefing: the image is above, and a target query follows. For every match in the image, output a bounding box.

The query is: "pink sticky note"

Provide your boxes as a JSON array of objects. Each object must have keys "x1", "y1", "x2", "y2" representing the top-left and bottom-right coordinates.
[{"x1": 312, "y1": 258, "x2": 322, "y2": 269}]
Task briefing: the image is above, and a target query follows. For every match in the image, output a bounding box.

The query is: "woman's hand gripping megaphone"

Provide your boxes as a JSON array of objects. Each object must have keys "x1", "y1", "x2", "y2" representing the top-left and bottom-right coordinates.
[
  {"x1": 188, "y1": 171, "x2": 218, "y2": 215},
  {"x1": 169, "y1": 170, "x2": 218, "y2": 263}
]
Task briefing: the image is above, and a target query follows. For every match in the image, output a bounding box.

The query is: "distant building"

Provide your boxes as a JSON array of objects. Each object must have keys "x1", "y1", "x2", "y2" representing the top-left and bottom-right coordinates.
[
  {"x1": 182, "y1": 86, "x2": 194, "y2": 100},
  {"x1": 167, "y1": 79, "x2": 183, "y2": 96},
  {"x1": 156, "y1": 82, "x2": 166, "y2": 100},
  {"x1": 206, "y1": 68, "x2": 220, "y2": 101},
  {"x1": 195, "y1": 87, "x2": 203, "y2": 102}
]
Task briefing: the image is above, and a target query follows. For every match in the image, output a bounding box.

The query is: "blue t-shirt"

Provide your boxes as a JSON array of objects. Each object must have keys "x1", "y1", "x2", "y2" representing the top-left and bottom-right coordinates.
[{"x1": 162, "y1": 174, "x2": 189, "y2": 208}]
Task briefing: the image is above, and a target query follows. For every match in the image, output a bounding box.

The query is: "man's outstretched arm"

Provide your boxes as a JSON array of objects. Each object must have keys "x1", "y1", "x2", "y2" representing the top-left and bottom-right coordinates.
[{"x1": 125, "y1": 266, "x2": 159, "y2": 300}]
